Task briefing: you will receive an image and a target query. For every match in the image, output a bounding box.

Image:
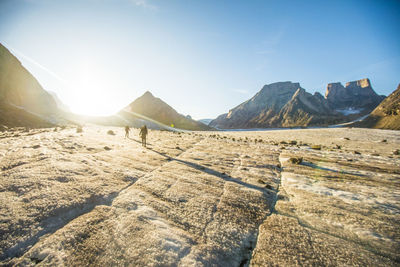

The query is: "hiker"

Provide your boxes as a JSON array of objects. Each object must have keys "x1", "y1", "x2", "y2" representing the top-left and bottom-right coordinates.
[
  {"x1": 125, "y1": 126, "x2": 130, "y2": 138},
  {"x1": 139, "y1": 125, "x2": 148, "y2": 147}
]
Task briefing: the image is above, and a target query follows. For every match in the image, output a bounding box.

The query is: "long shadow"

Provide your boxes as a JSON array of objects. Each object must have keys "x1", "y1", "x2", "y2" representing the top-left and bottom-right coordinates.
[
  {"x1": 146, "y1": 147, "x2": 269, "y2": 194},
  {"x1": 127, "y1": 137, "x2": 152, "y2": 146},
  {"x1": 301, "y1": 162, "x2": 367, "y2": 177}
]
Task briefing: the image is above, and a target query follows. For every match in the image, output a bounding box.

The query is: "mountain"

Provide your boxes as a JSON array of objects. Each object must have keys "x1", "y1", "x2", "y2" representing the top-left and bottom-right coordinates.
[
  {"x1": 0, "y1": 102, "x2": 55, "y2": 129},
  {"x1": 210, "y1": 82, "x2": 301, "y2": 128},
  {"x1": 48, "y1": 91, "x2": 70, "y2": 112},
  {"x1": 119, "y1": 91, "x2": 212, "y2": 131},
  {"x1": 325, "y1": 78, "x2": 385, "y2": 114},
  {"x1": 210, "y1": 79, "x2": 384, "y2": 129},
  {"x1": 273, "y1": 88, "x2": 342, "y2": 127},
  {"x1": 354, "y1": 84, "x2": 400, "y2": 130},
  {"x1": 0, "y1": 43, "x2": 59, "y2": 127}
]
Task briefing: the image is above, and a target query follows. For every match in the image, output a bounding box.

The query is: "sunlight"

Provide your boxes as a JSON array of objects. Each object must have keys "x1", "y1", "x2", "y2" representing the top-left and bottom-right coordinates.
[
  {"x1": 65, "y1": 60, "x2": 123, "y2": 116},
  {"x1": 1, "y1": 1, "x2": 400, "y2": 265}
]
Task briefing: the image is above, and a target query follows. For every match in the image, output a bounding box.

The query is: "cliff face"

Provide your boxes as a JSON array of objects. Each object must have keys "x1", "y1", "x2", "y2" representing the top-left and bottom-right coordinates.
[
  {"x1": 0, "y1": 43, "x2": 59, "y2": 127},
  {"x1": 355, "y1": 84, "x2": 400, "y2": 130},
  {"x1": 210, "y1": 82, "x2": 340, "y2": 129},
  {"x1": 120, "y1": 91, "x2": 212, "y2": 131},
  {"x1": 210, "y1": 79, "x2": 385, "y2": 129},
  {"x1": 210, "y1": 82, "x2": 302, "y2": 128},
  {"x1": 274, "y1": 89, "x2": 341, "y2": 127},
  {"x1": 325, "y1": 78, "x2": 385, "y2": 113},
  {"x1": 0, "y1": 44, "x2": 58, "y2": 115}
]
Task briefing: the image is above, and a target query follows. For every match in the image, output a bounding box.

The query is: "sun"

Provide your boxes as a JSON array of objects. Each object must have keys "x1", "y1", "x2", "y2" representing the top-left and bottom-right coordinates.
[{"x1": 63, "y1": 60, "x2": 123, "y2": 116}]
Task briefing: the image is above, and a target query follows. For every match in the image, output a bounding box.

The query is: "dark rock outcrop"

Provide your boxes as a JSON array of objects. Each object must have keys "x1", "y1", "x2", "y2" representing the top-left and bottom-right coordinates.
[
  {"x1": 119, "y1": 91, "x2": 212, "y2": 131},
  {"x1": 325, "y1": 78, "x2": 385, "y2": 114},
  {"x1": 274, "y1": 88, "x2": 341, "y2": 127},
  {"x1": 355, "y1": 84, "x2": 400, "y2": 130},
  {"x1": 0, "y1": 43, "x2": 59, "y2": 127}
]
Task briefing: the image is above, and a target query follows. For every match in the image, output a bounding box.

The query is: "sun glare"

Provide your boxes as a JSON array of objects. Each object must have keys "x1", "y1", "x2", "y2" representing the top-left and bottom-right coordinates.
[{"x1": 64, "y1": 60, "x2": 123, "y2": 116}]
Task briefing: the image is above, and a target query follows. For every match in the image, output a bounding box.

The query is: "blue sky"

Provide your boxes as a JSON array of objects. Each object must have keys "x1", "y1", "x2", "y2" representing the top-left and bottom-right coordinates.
[{"x1": 1, "y1": 0, "x2": 399, "y2": 118}]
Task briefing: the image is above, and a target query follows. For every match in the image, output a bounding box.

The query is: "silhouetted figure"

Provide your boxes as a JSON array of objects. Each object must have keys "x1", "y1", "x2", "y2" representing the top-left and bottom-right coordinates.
[
  {"x1": 139, "y1": 125, "x2": 148, "y2": 147},
  {"x1": 125, "y1": 126, "x2": 130, "y2": 138}
]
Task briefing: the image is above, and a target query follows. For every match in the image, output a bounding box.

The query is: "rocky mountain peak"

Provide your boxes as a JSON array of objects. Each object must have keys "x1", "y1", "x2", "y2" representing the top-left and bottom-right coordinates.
[
  {"x1": 142, "y1": 91, "x2": 154, "y2": 98},
  {"x1": 325, "y1": 78, "x2": 383, "y2": 111},
  {"x1": 211, "y1": 78, "x2": 385, "y2": 129},
  {"x1": 265, "y1": 81, "x2": 299, "y2": 88},
  {"x1": 254, "y1": 82, "x2": 301, "y2": 101},
  {"x1": 222, "y1": 81, "x2": 302, "y2": 124},
  {"x1": 345, "y1": 78, "x2": 371, "y2": 89},
  {"x1": 120, "y1": 91, "x2": 210, "y2": 131},
  {"x1": 325, "y1": 82, "x2": 344, "y2": 98},
  {"x1": 344, "y1": 78, "x2": 376, "y2": 97},
  {"x1": 288, "y1": 87, "x2": 332, "y2": 114},
  {"x1": 259, "y1": 81, "x2": 300, "y2": 94}
]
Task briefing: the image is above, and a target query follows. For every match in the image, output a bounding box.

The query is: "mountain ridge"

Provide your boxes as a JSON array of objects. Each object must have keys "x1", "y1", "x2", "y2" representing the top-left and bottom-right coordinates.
[
  {"x1": 210, "y1": 79, "x2": 385, "y2": 129},
  {"x1": 118, "y1": 91, "x2": 212, "y2": 131},
  {"x1": 1, "y1": 43, "x2": 394, "y2": 131},
  {"x1": 325, "y1": 78, "x2": 385, "y2": 112},
  {"x1": 0, "y1": 43, "x2": 60, "y2": 128},
  {"x1": 353, "y1": 84, "x2": 400, "y2": 130}
]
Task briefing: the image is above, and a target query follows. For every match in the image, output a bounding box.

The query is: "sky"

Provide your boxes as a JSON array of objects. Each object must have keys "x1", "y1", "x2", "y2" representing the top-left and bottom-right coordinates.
[{"x1": 0, "y1": 0, "x2": 399, "y2": 119}]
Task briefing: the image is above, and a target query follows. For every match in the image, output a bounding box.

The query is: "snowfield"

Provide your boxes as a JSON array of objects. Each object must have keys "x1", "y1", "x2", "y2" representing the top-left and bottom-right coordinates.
[
  {"x1": 336, "y1": 108, "x2": 362, "y2": 116},
  {"x1": 0, "y1": 126, "x2": 399, "y2": 266}
]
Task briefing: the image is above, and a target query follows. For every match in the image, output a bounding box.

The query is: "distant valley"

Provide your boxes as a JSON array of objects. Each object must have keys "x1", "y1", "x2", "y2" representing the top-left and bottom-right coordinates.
[{"x1": 198, "y1": 119, "x2": 213, "y2": 125}]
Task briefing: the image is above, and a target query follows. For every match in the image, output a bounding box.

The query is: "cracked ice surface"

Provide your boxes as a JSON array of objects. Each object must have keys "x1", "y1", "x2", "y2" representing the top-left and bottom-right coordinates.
[
  {"x1": 1, "y1": 126, "x2": 278, "y2": 266},
  {"x1": 0, "y1": 126, "x2": 399, "y2": 266}
]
